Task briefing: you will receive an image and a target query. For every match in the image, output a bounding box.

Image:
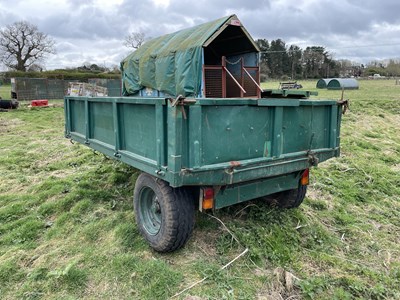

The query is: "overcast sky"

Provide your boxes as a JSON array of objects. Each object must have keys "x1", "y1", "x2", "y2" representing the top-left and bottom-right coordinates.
[{"x1": 0, "y1": 0, "x2": 399, "y2": 70}]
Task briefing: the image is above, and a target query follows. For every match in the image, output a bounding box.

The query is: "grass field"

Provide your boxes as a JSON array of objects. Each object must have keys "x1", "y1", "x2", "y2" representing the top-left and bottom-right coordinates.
[
  {"x1": 0, "y1": 80, "x2": 399, "y2": 299},
  {"x1": 0, "y1": 84, "x2": 11, "y2": 99}
]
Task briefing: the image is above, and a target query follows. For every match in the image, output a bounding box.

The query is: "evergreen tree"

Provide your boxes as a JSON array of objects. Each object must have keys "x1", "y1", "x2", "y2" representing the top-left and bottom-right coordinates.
[
  {"x1": 256, "y1": 39, "x2": 270, "y2": 81},
  {"x1": 288, "y1": 45, "x2": 302, "y2": 79},
  {"x1": 269, "y1": 39, "x2": 289, "y2": 78}
]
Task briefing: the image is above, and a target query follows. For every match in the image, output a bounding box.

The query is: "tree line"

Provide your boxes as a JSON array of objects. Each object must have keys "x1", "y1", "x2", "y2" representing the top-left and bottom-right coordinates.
[
  {"x1": 1, "y1": 21, "x2": 400, "y2": 79},
  {"x1": 257, "y1": 39, "x2": 338, "y2": 80},
  {"x1": 256, "y1": 38, "x2": 400, "y2": 79}
]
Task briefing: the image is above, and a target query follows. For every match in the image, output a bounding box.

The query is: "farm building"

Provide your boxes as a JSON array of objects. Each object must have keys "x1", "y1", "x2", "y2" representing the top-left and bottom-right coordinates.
[
  {"x1": 121, "y1": 14, "x2": 261, "y2": 98},
  {"x1": 316, "y1": 78, "x2": 359, "y2": 90},
  {"x1": 327, "y1": 78, "x2": 359, "y2": 90},
  {"x1": 316, "y1": 78, "x2": 333, "y2": 89}
]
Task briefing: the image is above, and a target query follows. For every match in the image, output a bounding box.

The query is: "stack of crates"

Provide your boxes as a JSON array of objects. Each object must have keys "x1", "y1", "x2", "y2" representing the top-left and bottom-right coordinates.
[{"x1": 67, "y1": 82, "x2": 108, "y2": 97}]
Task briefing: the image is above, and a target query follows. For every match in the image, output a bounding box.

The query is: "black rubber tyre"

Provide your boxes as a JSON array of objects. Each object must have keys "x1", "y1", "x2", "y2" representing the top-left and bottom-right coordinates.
[
  {"x1": 133, "y1": 173, "x2": 195, "y2": 252},
  {"x1": 266, "y1": 185, "x2": 307, "y2": 209}
]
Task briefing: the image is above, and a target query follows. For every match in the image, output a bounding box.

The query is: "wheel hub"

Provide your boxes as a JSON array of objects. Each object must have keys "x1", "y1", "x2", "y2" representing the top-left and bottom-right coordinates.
[
  {"x1": 139, "y1": 188, "x2": 162, "y2": 235},
  {"x1": 152, "y1": 198, "x2": 161, "y2": 214}
]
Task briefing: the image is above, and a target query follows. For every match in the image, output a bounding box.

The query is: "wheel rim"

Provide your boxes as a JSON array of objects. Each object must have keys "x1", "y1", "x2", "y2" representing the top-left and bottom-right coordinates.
[{"x1": 139, "y1": 187, "x2": 162, "y2": 235}]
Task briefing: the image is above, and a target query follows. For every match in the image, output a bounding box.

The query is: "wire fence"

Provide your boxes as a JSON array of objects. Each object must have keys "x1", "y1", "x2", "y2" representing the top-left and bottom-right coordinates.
[{"x1": 11, "y1": 78, "x2": 122, "y2": 100}]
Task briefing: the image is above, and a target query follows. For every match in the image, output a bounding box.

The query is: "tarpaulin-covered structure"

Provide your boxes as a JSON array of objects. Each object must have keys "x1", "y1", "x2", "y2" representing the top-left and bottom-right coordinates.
[{"x1": 121, "y1": 15, "x2": 261, "y2": 98}]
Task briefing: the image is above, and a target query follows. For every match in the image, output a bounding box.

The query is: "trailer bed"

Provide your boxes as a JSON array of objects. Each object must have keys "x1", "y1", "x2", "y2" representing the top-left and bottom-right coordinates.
[{"x1": 65, "y1": 96, "x2": 342, "y2": 194}]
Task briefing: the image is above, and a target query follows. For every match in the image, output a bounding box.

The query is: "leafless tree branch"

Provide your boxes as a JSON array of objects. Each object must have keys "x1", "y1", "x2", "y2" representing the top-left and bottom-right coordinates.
[
  {"x1": 0, "y1": 21, "x2": 56, "y2": 71},
  {"x1": 123, "y1": 31, "x2": 146, "y2": 49}
]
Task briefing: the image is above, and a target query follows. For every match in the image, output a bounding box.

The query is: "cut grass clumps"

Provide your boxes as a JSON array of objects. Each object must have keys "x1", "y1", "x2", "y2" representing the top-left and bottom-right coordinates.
[
  {"x1": 0, "y1": 258, "x2": 25, "y2": 284},
  {"x1": 0, "y1": 80, "x2": 399, "y2": 299},
  {"x1": 115, "y1": 221, "x2": 148, "y2": 251},
  {"x1": 0, "y1": 217, "x2": 44, "y2": 250},
  {"x1": 106, "y1": 254, "x2": 183, "y2": 299},
  {"x1": 46, "y1": 260, "x2": 88, "y2": 292}
]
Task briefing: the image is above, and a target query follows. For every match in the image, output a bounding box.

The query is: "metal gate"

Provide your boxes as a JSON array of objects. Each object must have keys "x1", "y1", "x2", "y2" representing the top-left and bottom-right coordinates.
[{"x1": 203, "y1": 56, "x2": 262, "y2": 98}]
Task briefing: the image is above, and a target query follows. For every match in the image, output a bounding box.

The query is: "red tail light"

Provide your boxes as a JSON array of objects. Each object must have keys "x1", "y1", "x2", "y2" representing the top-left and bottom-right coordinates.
[
  {"x1": 202, "y1": 188, "x2": 214, "y2": 210},
  {"x1": 301, "y1": 169, "x2": 309, "y2": 185}
]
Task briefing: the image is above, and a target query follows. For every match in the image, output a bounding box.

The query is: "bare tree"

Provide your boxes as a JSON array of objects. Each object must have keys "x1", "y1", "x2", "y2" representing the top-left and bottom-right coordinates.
[
  {"x1": 0, "y1": 21, "x2": 56, "y2": 71},
  {"x1": 124, "y1": 32, "x2": 146, "y2": 49}
]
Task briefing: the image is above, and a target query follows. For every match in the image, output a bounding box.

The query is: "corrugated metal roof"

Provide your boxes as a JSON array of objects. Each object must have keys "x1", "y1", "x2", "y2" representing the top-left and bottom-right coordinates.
[
  {"x1": 327, "y1": 78, "x2": 359, "y2": 90},
  {"x1": 317, "y1": 78, "x2": 359, "y2": 89},
  {"x1": 316, "y1": 78, "x2": 333, "y2": 89}
]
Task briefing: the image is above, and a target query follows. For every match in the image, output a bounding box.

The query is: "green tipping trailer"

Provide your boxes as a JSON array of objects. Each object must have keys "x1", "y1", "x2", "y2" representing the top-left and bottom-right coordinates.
[{"x1": 64, "y1": 15, "x2": 346, "y2": 252}]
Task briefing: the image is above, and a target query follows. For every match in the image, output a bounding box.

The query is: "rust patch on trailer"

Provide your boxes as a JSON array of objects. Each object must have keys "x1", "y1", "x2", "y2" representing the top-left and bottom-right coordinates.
[{"x1": 229, "y1": 161, "x2": 241, "y2": 167}]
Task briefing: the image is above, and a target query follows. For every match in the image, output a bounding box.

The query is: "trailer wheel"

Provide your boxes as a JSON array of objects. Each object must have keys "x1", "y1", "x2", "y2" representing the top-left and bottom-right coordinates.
[
  {"x1": 133, "y1": 173, "x2": 195, "y2": 252},
  {"x1": 267, "y1": 185, "x2": 307, "y2": 209}
]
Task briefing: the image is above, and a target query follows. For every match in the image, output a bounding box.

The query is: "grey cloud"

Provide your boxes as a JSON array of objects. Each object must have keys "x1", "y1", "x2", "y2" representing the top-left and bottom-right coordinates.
[
  {"x1": 1, "y1": 0, "x2": 400, "y2": 68},
  {"x1": 39, "y1": 7, "x2": 129, "y2": 40},
  {"x1": 66, "y1": 0, "x2": 95, "y2": 6}
]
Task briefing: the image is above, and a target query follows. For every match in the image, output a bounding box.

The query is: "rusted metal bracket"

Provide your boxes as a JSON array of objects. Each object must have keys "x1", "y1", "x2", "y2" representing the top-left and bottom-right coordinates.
[
  {"x1": 170, "y1": 95, "x2": 185, "y2": 107},
  {"x1": 337, "y1": 99, "x2": 350, "y2": 114},
  {"x1": 338, "y1": 88, "x2": 350, "y2": 114},
  {"x1": 167, "y1": 95, "x2": 197, "y2": 119},
  {"x1": 307, "y1": 150, "x2": 319, "y2": 166}
]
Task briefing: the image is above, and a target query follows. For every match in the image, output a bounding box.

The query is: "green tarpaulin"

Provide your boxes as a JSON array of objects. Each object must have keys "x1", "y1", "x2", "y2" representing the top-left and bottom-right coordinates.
[{"x1": 121, "y1": 15, "x2": 237, "y2": 97}]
